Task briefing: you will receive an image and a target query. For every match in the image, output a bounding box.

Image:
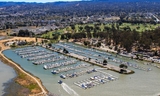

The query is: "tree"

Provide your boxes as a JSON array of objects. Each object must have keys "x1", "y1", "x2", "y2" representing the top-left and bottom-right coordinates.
[
  {"x1": 35, "y1": 37, "x2": 38, "y2": 42},
  {"x1": 18, "y1": 29, "x2": 34, "y2": 37},
  {"x1": 84, "y1": 41, "x2": 90, "y2": 46},
  {"x1": 103, "y1": 59, "x2": 107, "y2": 65},
  {"x1": 48, "y1": 43, "x2": 52, "y2": 48},
  {"x1": 79, "y1": 26, "x2": 83, "y2": 32},
  {"x1": 10, "y1": 42, "x2": 16, "y2": 47},
  {"x1": 52, "y1": 33, "x2": 59, "y2": 40},
  {"x1": 119, "y1": 64, "x2": 128, "y2": 73},
  {"x1": 61, "y1": 33, "x2": 72, "y2": 40},
  {"x1": 70, "y1": 24, "x2": 75, "y2": 31},
  {"x1": 119, "y1": 64, "x2": 128, "y2": 69},
  {"x1": 72, "y1": 32, "x2": 86, "y2": 39},
  {"x1": 84, "y1": 25, "x2": 93, "y2": 33},
  {"x1": 63, "y1": 48, "x2": 69, "y2": 54},
  {"x1": 96, "y1": 42, "x2": 101, "y2": 47}
]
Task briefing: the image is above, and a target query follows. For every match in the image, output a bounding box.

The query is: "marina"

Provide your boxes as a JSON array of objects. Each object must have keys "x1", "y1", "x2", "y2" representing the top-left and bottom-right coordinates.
[
  {"x1": 13, "y1": 46, "x2": 38, "y2": 52},
  {"x1": 17, "y1": 49, "x2": 45, "y2": 55},
  {"x1": 111, "y1": 58, "x2": 153, "y2": 71},
  {"x1": 52, "y1": 43, "x2": 160, "y2": 72},
  {"x1": 2, "y1": 42, "x2": 160, "y2": 96},
  {"x1": 50, "y1": 43, "x2": 133, "y2": 74},
  {"x1": 21, "y1": 51, "x2": 52, "y2": 58},
  {"x1": 51, "y1": 64, "x2": 91, "y2": 74},
  {"x1": 32, "y1": 56, "x2": 68, "y2": 65},
  {"x1": 59, "y1": 68, "x2": 97, "y2": 79},
  {"x1": 44, "y1": 59, "x2": 78, "y2": 69},
  {"x1": 74, "y1": 74, "x2": 117, "y2": 89},
  {"x1": 27, "y1": 53, "x2": 56, "y2": 61}
]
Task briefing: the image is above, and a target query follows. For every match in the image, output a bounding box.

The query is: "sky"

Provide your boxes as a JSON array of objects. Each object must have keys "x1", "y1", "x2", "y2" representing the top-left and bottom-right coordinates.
[{"x1": 0, "y1": 0, "x2": 81, "y2": 3}]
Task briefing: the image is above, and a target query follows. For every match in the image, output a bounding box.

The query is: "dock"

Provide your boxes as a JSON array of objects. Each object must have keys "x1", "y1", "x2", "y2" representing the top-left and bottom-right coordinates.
[
  {"x1": 73, "y1": 73, "x2": 117, "y2": 89},
  {"x1": 47, "y1": 46, "x2": 134, "y2": 74}
]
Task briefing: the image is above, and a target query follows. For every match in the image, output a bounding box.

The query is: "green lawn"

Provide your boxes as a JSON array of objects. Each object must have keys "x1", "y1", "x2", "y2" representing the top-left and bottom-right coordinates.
[
  {"x1": 73, "y1": 23, "x2": 160, "y2": 33},
  {"x1": 119, "y1": 23, "x2": 160, "y2": 32},
  {"x1": 41, "y1": 23, "x2": 160, "y2": 39},
  {"x1": 41, "y1": 29, "x2": 64, "y2": 38}
]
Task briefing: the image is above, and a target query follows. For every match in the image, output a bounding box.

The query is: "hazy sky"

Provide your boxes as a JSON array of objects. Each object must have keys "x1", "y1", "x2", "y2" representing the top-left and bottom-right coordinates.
[{"x1": 0, "y1": 0, "x2": 81, "y2": 3}]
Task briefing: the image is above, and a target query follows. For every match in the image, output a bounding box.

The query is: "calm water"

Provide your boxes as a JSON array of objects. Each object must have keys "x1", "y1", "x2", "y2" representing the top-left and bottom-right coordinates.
[
  {"x1": 0, "y1": 61, "x2": 16, "y2": 95},
  {"x1": 3, "y1": 43, "x2": 160, "y2": 96}
]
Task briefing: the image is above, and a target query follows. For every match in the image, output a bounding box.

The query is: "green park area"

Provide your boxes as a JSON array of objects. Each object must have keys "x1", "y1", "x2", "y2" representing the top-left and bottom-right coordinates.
[
  {"x1": 41, "y1": 23, "x2": 160, "y2": 39},
  {"x1": 72, "y1": 23, "x2": 160, "y2": 32},
  {"x1": 119, "y1": 23, "x2": 160, "y2": 32},
  {"x1": 41, "y1": 29, "x2": 64, "y2": 39}
]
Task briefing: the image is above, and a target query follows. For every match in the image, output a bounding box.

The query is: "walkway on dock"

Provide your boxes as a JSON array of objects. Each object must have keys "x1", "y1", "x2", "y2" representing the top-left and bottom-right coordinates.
[{"x1": 47, "y1": 46, "x2": 133, "y2": 74}]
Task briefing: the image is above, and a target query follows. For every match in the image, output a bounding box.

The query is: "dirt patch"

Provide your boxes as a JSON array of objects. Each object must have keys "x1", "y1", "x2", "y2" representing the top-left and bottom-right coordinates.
[{"x1": 2, "y1": 78, "x2": 30, "y2": 96}]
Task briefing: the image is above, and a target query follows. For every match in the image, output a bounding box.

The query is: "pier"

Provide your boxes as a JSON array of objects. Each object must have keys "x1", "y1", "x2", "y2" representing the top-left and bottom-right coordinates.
[
  {"x1": 73, "y1": 72, "x2": 117, "y2": 89},
  {"x1": 51, "y1": 64, "x2": 91, "y2": 74},
  {"x1": 47, "y1": 45, "x2": 134, "y2": 74},
  {"x1": 43, "y1": 59, "x2": 78, "y2": 69},
  {"x1": 33, "y1": 56, "x2": 68, "y2": 65},
  {"x1": 59, "y1": 68, "x2": 97, "y2": 79}
]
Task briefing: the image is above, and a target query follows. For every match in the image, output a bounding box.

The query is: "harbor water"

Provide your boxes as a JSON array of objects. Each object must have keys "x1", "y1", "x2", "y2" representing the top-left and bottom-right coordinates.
[
  {"x1": 0, "y1": 61, "x2": 16, "y2": 95},
  {"x1": 2, "y1": 43, "x2": 160, "y2": 96}
]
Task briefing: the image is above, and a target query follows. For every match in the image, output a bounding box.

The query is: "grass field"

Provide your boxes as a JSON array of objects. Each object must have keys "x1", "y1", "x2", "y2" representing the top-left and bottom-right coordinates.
[
  {"x1": 74, "y1": 23, "x2": 160, "y2": 32},
  {"x1": 41, "y1": 23, "x2": 160, "y2": 39},
  {"x1": 41, "y1": 29, "x2": 64, "y2": 38},
  {"x1": 119, "y1": 23, "x2": 160, "y2": 32}
]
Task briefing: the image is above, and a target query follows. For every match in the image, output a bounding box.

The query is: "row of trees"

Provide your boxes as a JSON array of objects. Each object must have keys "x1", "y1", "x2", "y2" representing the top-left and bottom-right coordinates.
[
  {"x1": 60, "y1": 25, "x2": 160, "y2": 53},
  {"x1": 10, "y1": 30, "x2": 35, "y2": 37}
]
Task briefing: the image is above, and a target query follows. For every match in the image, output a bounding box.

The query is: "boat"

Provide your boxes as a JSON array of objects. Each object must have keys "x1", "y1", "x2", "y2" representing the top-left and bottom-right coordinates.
[
  {"x1": 90, "y1": 77, "x2": 95, "y2": 80},
  {"x1": 58, "y1": 80, "x2": 63, "y2": 84},
  {"x1": 51, "y1": 70, "x2": 59, "y2": 74},
  {"x1": 81, "y1": 83, "x2": 87, "y2": 89},
  {"x1": 60, "y1": 74, "x2": 66, "y2": 79},
  {"x1": 43, "y1": 65, "x2": 47, "y2": 70},
  {"x1": 100, "y1": 79, "x2": 105, "y2": 84},
  {"x1": 108, "y1": 76, "x2": 114, "y2": 81},
  {"x1": 92, "y1": 68, "x2": 97, "y2": 72},
  {"x1": 147, "y1": 68, "x2": 152, "y2": 71}
]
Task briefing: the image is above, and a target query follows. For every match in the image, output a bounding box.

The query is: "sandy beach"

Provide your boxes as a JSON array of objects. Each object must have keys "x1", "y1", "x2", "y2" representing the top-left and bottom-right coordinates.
[{"x1": 0, "y1": 36, "x2": 48, "y2": 96}]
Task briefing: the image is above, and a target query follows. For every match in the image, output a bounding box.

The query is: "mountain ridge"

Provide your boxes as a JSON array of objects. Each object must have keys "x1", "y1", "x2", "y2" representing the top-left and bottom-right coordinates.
[{"x1": 0, "y1": 0, "x2": 160, "y2": 7}]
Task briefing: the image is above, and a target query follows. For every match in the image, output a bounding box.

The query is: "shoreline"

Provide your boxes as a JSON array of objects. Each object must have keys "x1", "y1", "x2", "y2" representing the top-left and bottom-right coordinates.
[
  {"x1": 0, "y1": 37, "x2": 48, "y2": 96},
  {"x1": 0, "y1": 50, "x2": 48, "y2": 96},
  {"x1": 0, "y1": 60, "x2": 17, "y2": 96}
]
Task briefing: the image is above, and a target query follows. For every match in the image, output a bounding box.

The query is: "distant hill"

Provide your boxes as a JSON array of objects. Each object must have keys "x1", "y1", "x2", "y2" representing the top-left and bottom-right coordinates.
[
  {"x1": 0, "y1": 2, "x2": 26, "y2": 6},
  {"x1": 0, "y1": 2, "x2": 73, "y2": 7},
  {"x1": 0, "y1": 0, "x2": 160, "y2": 7}
]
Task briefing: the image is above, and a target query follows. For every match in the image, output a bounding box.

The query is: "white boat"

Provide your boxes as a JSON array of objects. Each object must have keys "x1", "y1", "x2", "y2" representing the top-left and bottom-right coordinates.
[{"x1": 60, "y1": 74, "x2": 66, "y2": 79}]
